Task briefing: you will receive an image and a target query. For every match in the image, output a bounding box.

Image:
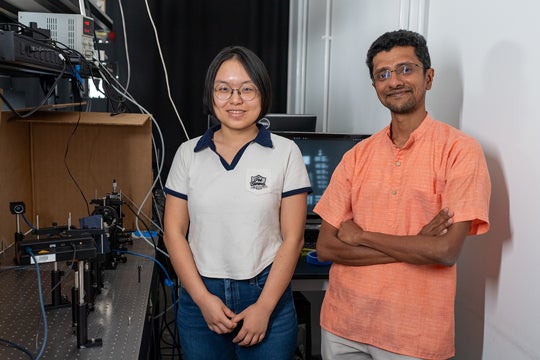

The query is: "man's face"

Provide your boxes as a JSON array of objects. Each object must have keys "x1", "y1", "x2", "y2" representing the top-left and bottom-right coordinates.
[{"x1": 371, "y1": 46, "x2": 433, "y2": 115}]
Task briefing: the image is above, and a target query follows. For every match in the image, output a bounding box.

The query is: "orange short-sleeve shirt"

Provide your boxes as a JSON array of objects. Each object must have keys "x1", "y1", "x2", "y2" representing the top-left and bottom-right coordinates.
[{"x1": 314, "y1": 115, "x2": 490, "y2": 359}]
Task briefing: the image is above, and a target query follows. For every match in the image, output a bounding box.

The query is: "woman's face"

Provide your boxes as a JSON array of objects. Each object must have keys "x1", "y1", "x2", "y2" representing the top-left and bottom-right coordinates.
[{"x1": 212, "y1": 59, "x2": 261, "y2": 131}]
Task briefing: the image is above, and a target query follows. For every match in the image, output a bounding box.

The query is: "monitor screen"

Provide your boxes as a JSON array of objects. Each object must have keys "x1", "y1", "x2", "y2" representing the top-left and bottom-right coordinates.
[
  {"x1": 208, "y1": 113, "x2": 317, "y2": 132},
  {"x1": 275, "y1": 132, "x2": 370, "y2": 218},
  {"x1": 259, "y1": 114, "x2": 317, "y2": 132}
]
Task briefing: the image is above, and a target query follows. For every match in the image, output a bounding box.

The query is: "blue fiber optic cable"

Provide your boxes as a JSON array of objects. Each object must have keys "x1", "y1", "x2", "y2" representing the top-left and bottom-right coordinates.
[{"x1": 27, "y1": 248, "x2": 48, "y2": 360}]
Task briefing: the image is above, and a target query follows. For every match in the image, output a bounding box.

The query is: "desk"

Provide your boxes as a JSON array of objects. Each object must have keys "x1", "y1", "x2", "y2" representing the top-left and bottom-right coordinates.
[
  {"x1": 0, "y1": 239, "x2": 155, "y2": 360},
  {"x1": 292, "y1": 255, "x2": 330, "y2": 291},
  {"x1": 292, "y1": 255, "x2": 328, "y2": 359}
]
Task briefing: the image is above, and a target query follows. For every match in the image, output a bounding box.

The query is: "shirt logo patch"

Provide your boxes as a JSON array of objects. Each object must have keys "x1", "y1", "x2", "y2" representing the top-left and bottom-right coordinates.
[{"x1": 250, "y1": 174, "x2": 267, "y2": 190}]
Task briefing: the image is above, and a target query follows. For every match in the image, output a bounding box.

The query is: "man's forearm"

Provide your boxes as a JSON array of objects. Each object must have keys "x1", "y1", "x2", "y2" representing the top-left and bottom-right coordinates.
[
  {"x1": 318, "y1": 216, "x2": 469, "y2": 267},
  {"x1": 316, "y1": 228, "x2": 399, "y2": 266},
  {"x1": 355, "y1": 221, "x2": 471, "y2": 266}
]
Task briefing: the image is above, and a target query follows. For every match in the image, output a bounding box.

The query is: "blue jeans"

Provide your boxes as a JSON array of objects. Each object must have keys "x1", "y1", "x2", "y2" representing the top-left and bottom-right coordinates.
[{"x1": 177, "y1": 265, "x2": 298, "y2": 360}]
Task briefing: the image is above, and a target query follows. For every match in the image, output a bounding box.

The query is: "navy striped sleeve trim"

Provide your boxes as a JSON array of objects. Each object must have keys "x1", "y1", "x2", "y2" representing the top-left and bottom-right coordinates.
[
  {"x1": 282, "y1": 187, "x2": 313, "y2": 198},
  {"x1": 163, "y1": 187, "x2": 188, "y2": 200}
]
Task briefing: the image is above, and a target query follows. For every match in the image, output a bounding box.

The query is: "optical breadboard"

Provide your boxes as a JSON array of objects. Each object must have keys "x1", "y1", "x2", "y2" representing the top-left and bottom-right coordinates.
[{"x1": 18, "y1": 12, "x2": 95, "y2": 60}]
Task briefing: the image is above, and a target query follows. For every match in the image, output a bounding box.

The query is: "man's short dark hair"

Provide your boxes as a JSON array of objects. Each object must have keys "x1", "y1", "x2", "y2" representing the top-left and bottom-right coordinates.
[
  {"x1": 203, "y1": 46, "x2": 272, "y2": 121},
  {"x1": 366, "y1": 30, "x2": 431, "y2": 79}
]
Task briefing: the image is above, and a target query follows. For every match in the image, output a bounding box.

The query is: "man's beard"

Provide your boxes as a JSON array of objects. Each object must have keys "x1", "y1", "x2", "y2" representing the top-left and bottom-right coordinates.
[{"x1": 385, "y1": 96, "x2": 417, "y2": 114}]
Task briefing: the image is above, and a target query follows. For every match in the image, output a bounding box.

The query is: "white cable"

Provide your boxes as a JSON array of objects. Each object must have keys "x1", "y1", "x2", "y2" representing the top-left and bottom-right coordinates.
[
  {"x1": 122, "y1": 192, "x2": 164, "y2": 233},
  {"x1": 0, "y1": 241, "x2": 14, "y2": 255},
  {"x1": 94, "y1": 64, "x2": 169, "y2": 257},
  {"x1": 95, "y1": 64, "x2": 166, "y2": 185},
  {"x1": 93, "y1": 1, "x2": 189, "y2": 257},
  {"x1": 122, "y1": 193, "x2": 169, "y2": 259},
  {"x1": 143, "y1": 0, "x2": 190, "y2": 141},
  {"x1": 117, "y1": 0, "x2": 131, "y2": 91}
]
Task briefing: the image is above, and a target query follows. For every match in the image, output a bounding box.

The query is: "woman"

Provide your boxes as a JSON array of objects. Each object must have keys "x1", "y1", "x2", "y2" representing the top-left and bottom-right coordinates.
[{"x1": 163, "y1": 46, "x2": 311, "y2": 360}]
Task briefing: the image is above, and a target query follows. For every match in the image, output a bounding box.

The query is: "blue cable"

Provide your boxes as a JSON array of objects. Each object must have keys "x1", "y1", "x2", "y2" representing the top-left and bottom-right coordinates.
[
  {"x1": 21, "y1": 213, "x2": 37, "y2": 230},
  {"x1": 113, "y1": 249, "x2": 179, "y2": 359},
  {"x1": 113, "y1": 249, "x2": 178, "y2": 311},
  {"x1": 114, "y1": 250, "x2": 174, "y2": 289},
  {"x1": 26, "y1": 248, "x2": 48, "y2": 360},
  {"x1": 72, "y1": 64, "x2": 83, "y2": 87},
  {"x1": 18, "y1": 248, "x2": 174, "y2": 359}
]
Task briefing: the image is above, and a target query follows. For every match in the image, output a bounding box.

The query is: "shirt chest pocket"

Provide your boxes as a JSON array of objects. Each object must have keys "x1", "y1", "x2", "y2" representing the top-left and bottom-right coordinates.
[
  {"x1": 408, "y1": 177, "x2": 445, "y2": 212},
  {"x1": 245, "y1": 168, "x2": 273, "y2": 195}
]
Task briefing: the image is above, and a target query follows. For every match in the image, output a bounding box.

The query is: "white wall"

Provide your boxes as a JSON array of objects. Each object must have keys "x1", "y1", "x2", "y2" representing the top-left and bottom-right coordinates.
[
  {"x1": 289, "y1": 0, "x2": 424, "y2": 134},
  {"x1": 428, "y1": 1, "x2": 540, "y2": 359},
  {"x1": 291, "y1": 0, "x2": 540, "y2": 358}
]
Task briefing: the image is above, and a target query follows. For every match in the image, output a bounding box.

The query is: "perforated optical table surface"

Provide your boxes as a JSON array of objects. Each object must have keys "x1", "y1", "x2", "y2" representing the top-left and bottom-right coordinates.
[{"x1": 0, "y1": 239, "x2": 155, "y2": 360}]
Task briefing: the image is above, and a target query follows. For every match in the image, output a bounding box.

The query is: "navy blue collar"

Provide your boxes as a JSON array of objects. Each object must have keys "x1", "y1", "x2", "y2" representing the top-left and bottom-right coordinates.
[{"x1": 194, "y1": 123, "x2": 273, "y2": 152}]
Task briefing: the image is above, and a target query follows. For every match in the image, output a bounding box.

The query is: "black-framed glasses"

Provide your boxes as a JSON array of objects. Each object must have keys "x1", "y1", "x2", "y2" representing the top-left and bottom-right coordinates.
[
  {"x1": 373, "y1": 63, "x2": 425, "y2": 82},
  {"x1": 214, "y1": 83, "x2": 258, "y2": 101}
]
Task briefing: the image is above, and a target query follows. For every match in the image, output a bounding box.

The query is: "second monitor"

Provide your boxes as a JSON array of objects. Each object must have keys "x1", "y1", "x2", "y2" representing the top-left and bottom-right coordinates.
[
  {"x1": 208, "y1": 113, "x2": 317, "y2": 132},
  {"x1": 258, "y1": 114, "x2": 317, "y2": 132},
  {"x1": 274, "y1": 131, "x2": 370, "y2": 220}
]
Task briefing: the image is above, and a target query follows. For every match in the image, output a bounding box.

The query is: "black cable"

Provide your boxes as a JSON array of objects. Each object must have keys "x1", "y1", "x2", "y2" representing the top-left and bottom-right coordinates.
[
  {"x1": 9, "y1": 20, "x2": 94, "y2": 101},
  {"x1": 158, "y1": 278, "x2": 170, "y2": 359},
  {"x1": 63, "y1": 111, "x2": 91, "y2": 216},
  {"x1": 157, "y1": 277, "x2": 181, "y2": 359},
  {"x1": 47, "y1": 245, "x2": 77, "y2": 296},
  {"x1": 0, "y1": 338, "x2": 34, "y2": 359},
  {"x1": 0, "y1": 21, "x2": 91, "y2": 115},
  {"x1": 1, "y1": 20, "x2": 92, "y2": 85},
  {"x1": 160, "y1": 317, "x2": 181, "y2": 352},
  {"x1": 93, "y1": 62, "x2": 129, "y2": 113},
  {"x1": 123, "y1": 202, "x2": 157, "y2": 249},
  {"x1": 151, "y1": 188, "x2": 165, "y2": 233},
  {"x1": 0, "y1": 59, "x2": 68, "y2": 118},
  {"x1": 0, "y1": 263, "x2": 40, "y2": 275},
  {"x1": 1, "y1": 21, "x2": 140, "y2": 221}
]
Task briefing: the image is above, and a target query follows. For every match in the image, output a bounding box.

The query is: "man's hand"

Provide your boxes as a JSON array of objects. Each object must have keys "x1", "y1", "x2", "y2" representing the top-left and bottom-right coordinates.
[
  {"x1": 337, "y1": 219, "x2": 364, "y2": 246},
  {"x1": 419, "y1": 208, "x2": 454, "y2": 236}
]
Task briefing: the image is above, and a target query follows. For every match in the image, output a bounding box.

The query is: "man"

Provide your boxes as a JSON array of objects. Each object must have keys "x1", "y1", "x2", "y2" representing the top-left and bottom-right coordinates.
[{"x1": 314, "y1": 30, "x2": 491, "y2": 360}]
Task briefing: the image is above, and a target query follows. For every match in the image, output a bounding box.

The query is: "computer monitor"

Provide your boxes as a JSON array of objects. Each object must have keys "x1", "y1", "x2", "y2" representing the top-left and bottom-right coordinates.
[
  {"x1": 275, "y1": 132, "x2": 370, "y2": 220},
  {"x1": 208, "y1": 113, "x2": 317, "y2": 132},
  {"x1": 259, "y1": 114, "x2": 317, "y2": 132}
]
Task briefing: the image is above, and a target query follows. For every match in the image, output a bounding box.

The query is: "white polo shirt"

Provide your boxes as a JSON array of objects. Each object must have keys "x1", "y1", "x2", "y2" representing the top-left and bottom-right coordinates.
[{"x1": 164, "y1": 125, "x2": 312, "y2": 280}]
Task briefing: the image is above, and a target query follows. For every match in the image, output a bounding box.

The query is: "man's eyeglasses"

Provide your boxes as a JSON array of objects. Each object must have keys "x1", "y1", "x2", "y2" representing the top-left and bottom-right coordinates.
[
  {"x1": 373, "y1": 63, "x2": 425, "y2": 82},
  {"x1": 214, "y1": 83, "x2": 258, "y2": 101}
]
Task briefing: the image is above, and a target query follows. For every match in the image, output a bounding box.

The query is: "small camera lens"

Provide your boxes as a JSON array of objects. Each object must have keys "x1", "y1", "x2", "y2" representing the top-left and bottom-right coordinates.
[{"x1": 9, "y1": 202, "x2": 26, "y2": 215}]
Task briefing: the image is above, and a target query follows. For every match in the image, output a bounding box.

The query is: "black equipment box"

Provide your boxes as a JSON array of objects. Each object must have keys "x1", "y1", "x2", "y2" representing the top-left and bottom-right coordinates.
[{"x1": 16, "y1": 233, "x2": 97, "y2": 265}]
